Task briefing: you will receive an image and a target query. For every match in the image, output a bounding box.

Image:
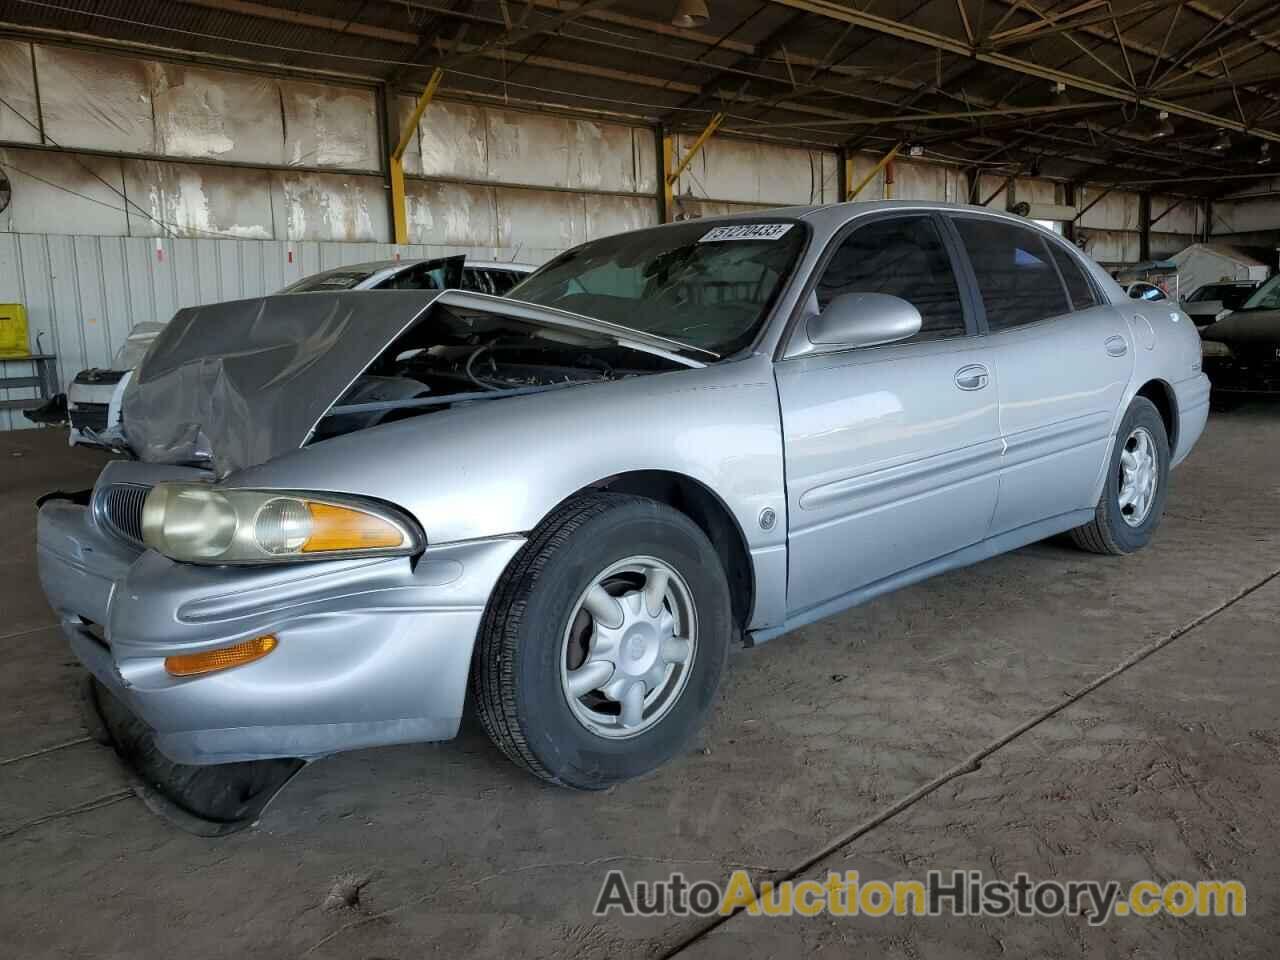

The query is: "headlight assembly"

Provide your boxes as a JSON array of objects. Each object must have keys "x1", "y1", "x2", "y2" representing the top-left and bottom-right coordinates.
[{"x1": 141, "y1": 484, "x2": 424, "y2": 564}]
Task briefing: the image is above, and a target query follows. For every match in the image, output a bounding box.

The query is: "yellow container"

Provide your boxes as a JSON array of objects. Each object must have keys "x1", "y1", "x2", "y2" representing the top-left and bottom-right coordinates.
[{"x1": 0, "y1": 303, "x2": 29, "y2": 357}]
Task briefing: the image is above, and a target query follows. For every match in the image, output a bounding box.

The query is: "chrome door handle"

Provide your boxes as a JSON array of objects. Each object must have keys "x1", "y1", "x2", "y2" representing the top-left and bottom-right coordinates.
[
  {"x1": 954, "y1": 364, "x2": 989, "y2": 391},
  {"x1": 1105, "y1": 335, "x2": 1128, "y2": 357}
]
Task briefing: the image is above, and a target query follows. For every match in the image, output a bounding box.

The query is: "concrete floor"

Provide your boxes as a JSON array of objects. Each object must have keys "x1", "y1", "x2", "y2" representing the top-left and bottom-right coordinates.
[{"x1": 2, "y1": 406, "x2": 1278, "y2": 959}]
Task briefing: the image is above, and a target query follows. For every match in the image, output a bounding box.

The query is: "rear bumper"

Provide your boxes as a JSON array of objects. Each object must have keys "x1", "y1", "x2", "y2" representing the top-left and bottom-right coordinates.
[
  {"x1": 1171, "y1": 372, "x2": 1211, "y2": 468},
  {"x1": 37, "y1": 499, "x2": 523, "y2": 764}
]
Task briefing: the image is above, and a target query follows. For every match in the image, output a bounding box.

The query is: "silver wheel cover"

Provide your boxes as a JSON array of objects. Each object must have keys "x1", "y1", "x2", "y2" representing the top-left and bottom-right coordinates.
[
  {"x1": 560, "y1": 556, "x2": 698, "y2": 739},
  {"x1": 1118, "y1": 426, "x2": 1158, "y2": 528}
]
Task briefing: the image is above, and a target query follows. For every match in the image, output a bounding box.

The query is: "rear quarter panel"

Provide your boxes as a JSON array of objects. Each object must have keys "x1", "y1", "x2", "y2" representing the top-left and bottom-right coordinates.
[{"x1": 1113, "y1": 300, "x2": 1209, "y2": 474}]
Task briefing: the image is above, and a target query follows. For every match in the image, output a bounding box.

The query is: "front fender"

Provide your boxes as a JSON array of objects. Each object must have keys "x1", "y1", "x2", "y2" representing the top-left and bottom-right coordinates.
[{"x1": 226, "y1": 356, "x2": 789, "y2": 629}]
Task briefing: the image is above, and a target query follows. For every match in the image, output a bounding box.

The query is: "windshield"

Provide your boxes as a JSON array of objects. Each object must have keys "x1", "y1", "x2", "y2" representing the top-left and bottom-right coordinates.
[
  {"x1": 508, "y1": 220, "x2": 806, "y2": 356},
  {"x1": 1190, "y1": 284, "x2": 1255, "y2": 309},
  {"x1": 1242, "y1": 274, "x2": 1280, "y2": 311}
]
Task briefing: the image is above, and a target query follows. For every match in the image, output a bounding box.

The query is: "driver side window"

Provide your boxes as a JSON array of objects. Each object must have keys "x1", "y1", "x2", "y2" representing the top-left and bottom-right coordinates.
[{"x1": 816, "y1": 216, "x2": 967, "y2": 342}]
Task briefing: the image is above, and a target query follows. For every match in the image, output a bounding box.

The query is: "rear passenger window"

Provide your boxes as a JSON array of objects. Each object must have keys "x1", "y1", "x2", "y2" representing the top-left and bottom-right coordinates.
[
  {"x1": 953, "y1": 218, "x2": 1071, "y2": 331},
  {"x1": 1047, "y1": 243, "x2": 1098, "y2": 312},
  {"x1": 487, "y1": 271, "x2": 521, "y2": 296},
  {"x1": 816, "y1": 216, "x2": 966, "y2": 342}
]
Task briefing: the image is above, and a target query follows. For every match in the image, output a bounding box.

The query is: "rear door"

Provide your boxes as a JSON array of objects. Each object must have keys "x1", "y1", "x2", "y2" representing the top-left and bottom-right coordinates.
[
  {"x1": 776, "y1": 213, "x2": 1002, "y2": 615},
  {"x1": 947, "y1": 216, "x2": 1133, "y2": 534}
]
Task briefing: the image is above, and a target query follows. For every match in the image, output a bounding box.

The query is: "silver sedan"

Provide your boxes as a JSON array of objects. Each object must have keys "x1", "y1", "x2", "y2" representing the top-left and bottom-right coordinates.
[{"x1": 36, "y1": 202, "x2": 1210, "y2": 789}]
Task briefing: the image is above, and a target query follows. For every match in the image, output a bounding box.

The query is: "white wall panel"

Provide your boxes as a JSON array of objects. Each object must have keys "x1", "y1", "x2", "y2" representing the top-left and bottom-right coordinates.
[
  {"x1": 585, "y1": 195, "x2": 658, "y2": 240},
  {"x1": 893, "y1": 160, "x2": 962, "y2": 202},
  {"x1": 122, "y1": 160, "x2": 274, "y2": 240},
  {"x1": 0, "y1": 40, "x2": 39, "y2": 145},
  {"x1": 1213, "y1": 197, "x2": 1280, "y2": 235},
  {"x1": 412, "y1": 98, "x2": 486, "y2": 180},
  {"x1": 496, "y1": 188, "x2": 586, "y2": 250},
  {"x1": 1150, "y1": 233, "x2": 1196, "y2": 260},
  {"x1": 411, "y1": 99, "x2": 655, "y2": 196},
  {"x1": 1082, "y1": 230, "x2": 1140, "y2": 265},
  {"x1": 0, "y1": 148, "x2": 129, "y2": 236},
  {"x1": 405, "y1": 180, "x2": 497, "y2": 246},
  {"x1": 278, "y1": 80, "x2": 380, "y2": 172},
  {"x1": 846, "y1": 152, "x2": 887, "y2": 201},
  {"x1": 674, "y1": 136, "x2": 834, "y2": 206},
  {"x1": 270, "y1": 172, "x2": 388, "y2": 242},
  {"x1": 1151, "y1": 195, "x2": 1201, "y2": 236},
  {"x1": 151, "y1": 62, "x2": 284, "y2": 165},
  {"x1": 34, "y1": 45, "x2": 156, "y2": 154},
  {"x1": 1078, "y1": 188, "x2": 1140, "y2": 230}
]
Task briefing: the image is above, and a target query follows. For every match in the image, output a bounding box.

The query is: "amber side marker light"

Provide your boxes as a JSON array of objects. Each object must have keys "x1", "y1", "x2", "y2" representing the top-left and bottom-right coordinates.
[{"x1": 165, "y1": 635, "x2": 278, "y2": 677}]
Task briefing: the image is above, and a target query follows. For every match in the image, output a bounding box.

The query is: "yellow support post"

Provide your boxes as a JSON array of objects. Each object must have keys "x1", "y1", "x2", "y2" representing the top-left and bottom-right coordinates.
[
  {"x1": 391, "y1": 67, "x2": 444, "y2": 245},
  {"x1": 661, "y1": 133, "x2": 675, "y2": 223},
  {"x1": 664, "y1": 112, "x2": 725, "y2": 222},
  {"x1": 846, "y1": 142, "x2": 902, "y2": 201}
]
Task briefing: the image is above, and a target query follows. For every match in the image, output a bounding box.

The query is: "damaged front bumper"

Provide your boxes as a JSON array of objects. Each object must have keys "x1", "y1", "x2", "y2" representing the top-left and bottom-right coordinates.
[{"x1": 36, "y1": 465, "x2": 523, "y2": 765}]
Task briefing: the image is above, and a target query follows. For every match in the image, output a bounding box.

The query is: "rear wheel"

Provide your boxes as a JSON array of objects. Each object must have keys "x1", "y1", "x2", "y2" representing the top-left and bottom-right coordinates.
[
  {"x1": 1069, "y1": 396, "x2": 1170, "y2": 555},
  {"x1": 472, "y1": 493, "x2": 732, "y2": 789}
]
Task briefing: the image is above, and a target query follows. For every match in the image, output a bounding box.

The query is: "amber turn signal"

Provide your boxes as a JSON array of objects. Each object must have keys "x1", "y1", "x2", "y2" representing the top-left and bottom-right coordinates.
[
  {"x1": 165, "y1": 635, "x2": 278, "y2": 677},
  {"x1": 301, "y1": 501, "x2": 405, "y2": 553}
]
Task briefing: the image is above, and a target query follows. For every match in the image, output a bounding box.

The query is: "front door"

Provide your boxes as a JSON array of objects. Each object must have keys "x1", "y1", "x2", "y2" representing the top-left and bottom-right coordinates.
[
  {"x1": 776, "y1": 214, "x2": 1003, "y2": 616},
  {"x1": 947, "y1": 216, "x2": 1133, "y2": 534}
]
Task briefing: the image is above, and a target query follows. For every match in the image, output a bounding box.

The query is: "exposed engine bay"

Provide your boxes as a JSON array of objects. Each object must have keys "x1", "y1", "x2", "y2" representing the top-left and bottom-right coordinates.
[{"x1": 313, "y1": 301, "x2": 688, "y2": 441}]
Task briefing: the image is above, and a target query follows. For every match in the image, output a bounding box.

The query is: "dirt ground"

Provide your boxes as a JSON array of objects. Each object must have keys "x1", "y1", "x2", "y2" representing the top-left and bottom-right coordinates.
[{"x1": 2, "y1": 403, "x2": 1278, "y2": 959}]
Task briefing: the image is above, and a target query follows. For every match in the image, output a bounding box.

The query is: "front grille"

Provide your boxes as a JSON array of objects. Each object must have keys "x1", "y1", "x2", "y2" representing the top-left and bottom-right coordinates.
[
  {"x1": 98, "y1": 483, "x2": 150, "y2": 546},
  {"x1": 69, "y1": 403, "x2": 109, "y2": 433},
  {"x1": 73, "y1": 368, "x2": 126, "y2": 386}
]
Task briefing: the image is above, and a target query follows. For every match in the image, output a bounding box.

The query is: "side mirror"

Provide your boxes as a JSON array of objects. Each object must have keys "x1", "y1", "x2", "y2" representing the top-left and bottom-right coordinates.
[{"x1": 807, "y1": 293, "x2": 922, "y2": 349}]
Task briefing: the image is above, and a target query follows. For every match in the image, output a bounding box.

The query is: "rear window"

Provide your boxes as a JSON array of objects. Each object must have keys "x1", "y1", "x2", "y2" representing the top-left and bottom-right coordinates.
[
  {"x1": 953, "y1": 218, "x2": 1070, "y2": 331},
  {"x1": 463, "y1": 268, "x2": 523, "y2": 296},
  {"x1": 284, "y1": 270, "x2": 375, "y2": 293}
]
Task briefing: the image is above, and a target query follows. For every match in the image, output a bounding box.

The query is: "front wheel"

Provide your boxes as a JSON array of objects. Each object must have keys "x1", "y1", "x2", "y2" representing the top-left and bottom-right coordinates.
[
  {"x1": 472, "y1": 493, "x2": 732, "y2": 789},
  {"x1": 1069, "y1": 396, "x2": 1170, "y2": 555}
]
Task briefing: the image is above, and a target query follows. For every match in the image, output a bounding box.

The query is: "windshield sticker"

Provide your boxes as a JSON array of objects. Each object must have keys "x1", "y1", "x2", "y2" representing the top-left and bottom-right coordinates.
[{"x1": 698, "y1": 223, "x2": 794, "y2": 243}]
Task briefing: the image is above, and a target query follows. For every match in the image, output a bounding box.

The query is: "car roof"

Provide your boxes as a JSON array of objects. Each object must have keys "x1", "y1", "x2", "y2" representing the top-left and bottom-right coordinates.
[
  {"x1": 648, "y1": 199, "x2": 1085, "y2": 242},
  {"x1": 325, "y1": 259, "x2": 536, "y2": 274}
]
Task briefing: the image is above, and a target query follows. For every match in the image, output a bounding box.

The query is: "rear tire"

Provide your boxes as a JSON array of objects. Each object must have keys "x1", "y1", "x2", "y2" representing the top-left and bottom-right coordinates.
[
  {"x1": 472, "y1": 492, "x2": 732, "y2": 789},
  {"x1": 1069, "y1": 396, "x2": 1170, "y2": 555}
]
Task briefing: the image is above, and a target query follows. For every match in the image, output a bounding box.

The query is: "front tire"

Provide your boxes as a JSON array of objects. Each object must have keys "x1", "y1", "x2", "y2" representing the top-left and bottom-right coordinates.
[
  {"x1": 1069, "y1": 396, "x2": 1170, "y2": 555},
  {"x1": 472, "y1": 493, "x2": 732, "y2": 789}
]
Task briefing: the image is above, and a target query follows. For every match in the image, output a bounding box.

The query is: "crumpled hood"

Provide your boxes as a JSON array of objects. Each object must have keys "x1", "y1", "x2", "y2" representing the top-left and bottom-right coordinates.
[
  {"x1": 122, "y1": 291, "x2": 441, "y2": 477},
  {"x1": 1200, "y1": 308, "x2": 1280, "y2": 345},
  {"x1": 122, "y1": 289, "x2": 702, "y2": 478}
]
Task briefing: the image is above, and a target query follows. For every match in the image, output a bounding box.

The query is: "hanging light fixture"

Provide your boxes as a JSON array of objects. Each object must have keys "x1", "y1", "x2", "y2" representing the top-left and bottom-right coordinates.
[
  {"x1": 671, "y1": 0, "x2": 709, "y2": 28},
  {"x1": 1259, "y1": 141, "x2": 1272, "y2": 166},
  {"x1": 1050, "y1": 81, "x2": 1071, "y2": 105},
  {"x1": 1152, "y1": 110, "x2": 1175, "y2": 139},
  {"x1": 1211, "y1": 129, "x2": 1232, "y2": 152}
]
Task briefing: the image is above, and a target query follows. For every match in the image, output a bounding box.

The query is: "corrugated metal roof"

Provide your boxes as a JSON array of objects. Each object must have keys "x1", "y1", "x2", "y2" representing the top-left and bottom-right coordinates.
[{"x1": 2, "y1": 0, "x2": 1278, "y2": 193}]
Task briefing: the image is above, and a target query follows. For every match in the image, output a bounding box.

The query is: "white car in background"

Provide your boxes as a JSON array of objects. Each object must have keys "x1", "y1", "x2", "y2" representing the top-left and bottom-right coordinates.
[
  {"x1": 1125, "y1": 281, "x2": 1170, "y2": 302},
  {"x1": 66, "y1": 256, "x2": 536, "y2": 448}
]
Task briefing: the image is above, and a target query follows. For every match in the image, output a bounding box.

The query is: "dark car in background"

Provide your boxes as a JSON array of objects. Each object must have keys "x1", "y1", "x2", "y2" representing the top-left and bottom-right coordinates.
[
  {"x1": 1199, "y1": 274, "x2": 1280, "y2": 397},
  {"x1": 1183, "y1": 280, "x2": 1261, "y2": 328}
]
